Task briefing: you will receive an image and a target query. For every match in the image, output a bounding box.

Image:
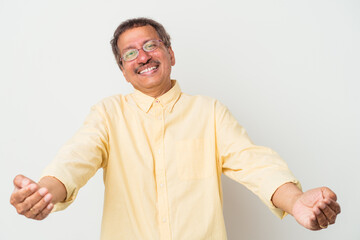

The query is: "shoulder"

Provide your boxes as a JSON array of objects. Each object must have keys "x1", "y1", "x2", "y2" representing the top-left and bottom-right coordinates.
[
  {"x1": 180, "y1": 93, "x2": 219, "y2": 106},
  {"x1": 179, "y1": 93, "x2": 227, "y2": 112},
  {"x1": 90, "y1": 94, "x2": 128, "y2": 116}
]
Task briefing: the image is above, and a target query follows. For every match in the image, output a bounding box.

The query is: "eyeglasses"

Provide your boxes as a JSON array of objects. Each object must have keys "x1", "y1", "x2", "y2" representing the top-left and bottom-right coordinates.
[{"x1": 120, "y1": 39, "x2": 163, "y2": 62}]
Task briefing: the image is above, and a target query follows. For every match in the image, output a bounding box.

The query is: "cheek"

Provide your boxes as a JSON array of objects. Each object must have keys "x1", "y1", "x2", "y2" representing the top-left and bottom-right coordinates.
[
  {"x1": 122, "y1": 67, "x2": 134, "y2": 82},
  {"x1": 123, "y1": 63, "x2": 136, "y2": 74},
  {"x1": 123, "y1": 73, "x2": 130, "y2": 82}
]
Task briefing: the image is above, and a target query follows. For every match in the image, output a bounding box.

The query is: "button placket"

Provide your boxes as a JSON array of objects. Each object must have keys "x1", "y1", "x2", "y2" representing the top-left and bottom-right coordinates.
[{"x1": 153, "y1": 102, "x2": 171, "y2": 240}]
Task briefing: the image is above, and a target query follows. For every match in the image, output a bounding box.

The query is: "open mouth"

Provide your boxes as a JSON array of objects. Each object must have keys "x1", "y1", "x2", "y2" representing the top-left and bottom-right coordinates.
[
  {"x1": 139, "y1": 65, "x2": 158, "y2": 74},
  {"x1": 136, "y1": 60, "x2": 160, "y2": 75}
]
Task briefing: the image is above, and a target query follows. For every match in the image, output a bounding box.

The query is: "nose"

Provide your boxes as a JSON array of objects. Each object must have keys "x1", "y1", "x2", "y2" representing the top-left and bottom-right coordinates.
[{"x1": 136, "y1": 49, "x2": 151, "y2": 63}]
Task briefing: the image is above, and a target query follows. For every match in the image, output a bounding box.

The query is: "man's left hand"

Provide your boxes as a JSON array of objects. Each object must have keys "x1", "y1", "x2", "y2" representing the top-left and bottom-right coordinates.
[{"x1": 292, "y1": 187, "x2": 341, "y2": 230}]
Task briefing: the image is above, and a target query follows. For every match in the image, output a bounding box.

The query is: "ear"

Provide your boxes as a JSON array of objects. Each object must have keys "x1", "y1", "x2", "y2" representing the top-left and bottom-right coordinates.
[{"x1": 167, "y1": 47, "x2": 175, "y2": 66}]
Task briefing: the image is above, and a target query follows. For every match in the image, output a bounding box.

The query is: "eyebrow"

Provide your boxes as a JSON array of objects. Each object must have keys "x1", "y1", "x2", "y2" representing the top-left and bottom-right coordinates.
[{"x1": 121, "y1": 39, "x2": 154, "y2": 53}]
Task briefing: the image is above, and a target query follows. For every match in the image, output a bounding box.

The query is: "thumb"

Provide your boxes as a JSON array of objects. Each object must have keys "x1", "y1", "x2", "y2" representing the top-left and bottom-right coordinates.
[
  {"x1": 322, "y1": 187, "x2": 337, "y2": 201},
  {"x1": 13, "y1": 174, "x2": 35, "y2": 189}
]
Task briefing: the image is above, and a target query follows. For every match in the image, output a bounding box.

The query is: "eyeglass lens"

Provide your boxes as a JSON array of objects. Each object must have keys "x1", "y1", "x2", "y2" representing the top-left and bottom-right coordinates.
[{"x1": 122, "y1": 40, "x2": 161, "y2": 62}]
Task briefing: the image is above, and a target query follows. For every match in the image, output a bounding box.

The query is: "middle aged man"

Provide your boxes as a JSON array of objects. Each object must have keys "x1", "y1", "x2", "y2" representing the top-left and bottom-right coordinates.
[{"x1": 11, "y1": 18, "x2": 340, "y2": 240}]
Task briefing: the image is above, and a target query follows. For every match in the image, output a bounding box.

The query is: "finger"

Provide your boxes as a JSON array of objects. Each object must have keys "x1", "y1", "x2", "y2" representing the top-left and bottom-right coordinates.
[
  {"x1": 322, "y1": 187, "x2": 337, "y2": 201},
  {"x1": 318, "y1": 201, "x2": 337, "y2": 224},
  {"x1": 17, "y1": 187, "x2": 48, "y2": 216},
  {"x1": 24, "y1": 192, "x2": 52, "y2": 219},
  {"x1": 13, "y1": 175, "x2": 34, "y2": 189},
  {"x1": 34, "y1": 203, "x2": 54, "y2": 221},
  {"x1": 307, "y1": 212, "x2": 321, "y2": 230},
  {"x1": 324, "y1": 198, "x2": 341, "y2": 215},
  {"x1": 314, "y1": 206, "x2": 328, "y2": 229},
  {"x1": 10, "y1": 183, "x2": 38, "y2": 206}
]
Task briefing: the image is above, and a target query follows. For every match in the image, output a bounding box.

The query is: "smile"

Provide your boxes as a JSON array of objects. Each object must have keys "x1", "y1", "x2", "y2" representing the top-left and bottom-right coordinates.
[
  {"x1": 135, "y1": 60, "x2": 161, "y2": 75},
  {"x1": 139, "y1": 66, "x2": 158, "y2": 74}
]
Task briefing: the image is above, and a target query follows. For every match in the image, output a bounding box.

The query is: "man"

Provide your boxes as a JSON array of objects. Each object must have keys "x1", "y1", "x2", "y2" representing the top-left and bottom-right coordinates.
[{"x1": 10, "y1": 18, "x2": 340, "y2": 240}]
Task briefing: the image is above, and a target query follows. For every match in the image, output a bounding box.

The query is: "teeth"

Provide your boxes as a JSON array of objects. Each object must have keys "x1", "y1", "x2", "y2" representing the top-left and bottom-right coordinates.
[{"x1": 139, "y1": 66, "x2": 157, "y2": 74}]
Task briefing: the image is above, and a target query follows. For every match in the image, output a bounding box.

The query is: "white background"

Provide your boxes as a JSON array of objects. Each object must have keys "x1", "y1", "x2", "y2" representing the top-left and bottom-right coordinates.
[{"x1": 1, "y1": 0, "x2": 359, "y2": 239}]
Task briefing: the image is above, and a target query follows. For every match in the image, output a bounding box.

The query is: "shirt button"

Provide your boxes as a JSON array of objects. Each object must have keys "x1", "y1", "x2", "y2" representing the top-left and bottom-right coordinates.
[
  {"x1": 155, "y1": 99, "x2": 159, "y2": 103},
  {"x1": 158, "y1": 149, "x2": 161, "y2": 154},
  {"x1": 160, "y1": 183, "x2": 164, "y2": 188},
  {"x1": 162, "y1": 218, "x2": 166, "y2": 223}
]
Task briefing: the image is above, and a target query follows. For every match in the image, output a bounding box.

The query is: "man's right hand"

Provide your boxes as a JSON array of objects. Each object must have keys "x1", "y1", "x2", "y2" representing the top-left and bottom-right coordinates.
[{"x1": 10, "y1": 175, "x2": 54, "y2": 220}]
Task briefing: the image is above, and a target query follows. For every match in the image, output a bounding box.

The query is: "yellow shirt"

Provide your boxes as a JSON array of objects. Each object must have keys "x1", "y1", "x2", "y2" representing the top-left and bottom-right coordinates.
[{"x1": 42, "y1": 80, "x2": 300, "y2": 240}]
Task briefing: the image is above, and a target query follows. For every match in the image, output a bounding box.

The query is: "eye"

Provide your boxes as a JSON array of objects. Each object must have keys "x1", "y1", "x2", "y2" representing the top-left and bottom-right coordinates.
[
  {"x1": 143, "y1": 40, "x2": 158, "y2": 52},
  {"x1": 123, "y1": 49, "x2": 138, "y2": 61}
]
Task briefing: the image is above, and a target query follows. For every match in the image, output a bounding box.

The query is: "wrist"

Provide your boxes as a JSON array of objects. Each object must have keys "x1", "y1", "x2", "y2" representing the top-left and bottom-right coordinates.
[
  {"x1": 289, "y1": 192, "x2": 303, "y2": 216},
  {"x1": 38, "y1": 176, "x2": 67, "y2": 203},
  {"x1": 272, "y1": 182, "x2": 303, "y2": 215}
]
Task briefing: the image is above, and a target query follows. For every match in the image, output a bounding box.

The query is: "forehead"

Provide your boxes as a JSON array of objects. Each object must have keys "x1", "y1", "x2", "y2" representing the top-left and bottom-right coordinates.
[{"x1": 117, "y1": 25, "x2": 160, "y2": 51}]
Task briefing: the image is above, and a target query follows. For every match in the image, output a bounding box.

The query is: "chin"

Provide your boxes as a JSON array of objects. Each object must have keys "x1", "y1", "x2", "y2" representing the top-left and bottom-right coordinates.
[{"x1": 139, "y1": 76, "x2": 165, "y2": 86}]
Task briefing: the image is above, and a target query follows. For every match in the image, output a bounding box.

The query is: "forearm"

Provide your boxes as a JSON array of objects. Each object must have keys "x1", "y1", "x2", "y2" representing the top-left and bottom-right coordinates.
[
  {"x1": 271, "y1": 182, "x2": 303, "y2": 215},
  {"x1": 38, "y1": 176, "x2": 67, "y2": 204}
]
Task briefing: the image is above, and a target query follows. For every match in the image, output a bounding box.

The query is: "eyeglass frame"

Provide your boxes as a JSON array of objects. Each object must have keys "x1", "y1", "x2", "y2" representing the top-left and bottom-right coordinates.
[{"x1": 119, "y1": 39, "x2": 164, "y2": 62}]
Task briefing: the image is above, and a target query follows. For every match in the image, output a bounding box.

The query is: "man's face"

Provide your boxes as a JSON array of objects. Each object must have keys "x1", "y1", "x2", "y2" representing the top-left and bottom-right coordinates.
[{"x1": 117, "y1": 25, "x2": 175, "y2": 95}]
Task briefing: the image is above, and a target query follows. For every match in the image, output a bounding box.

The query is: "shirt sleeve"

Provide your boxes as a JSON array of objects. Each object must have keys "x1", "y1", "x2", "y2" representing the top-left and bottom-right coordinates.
[
  {"x1": 41, "y1": 102, "x2": 109, "y2": 211},
  {"x1": 215, "y1": 100, "x2": 301, "y2": 218}
]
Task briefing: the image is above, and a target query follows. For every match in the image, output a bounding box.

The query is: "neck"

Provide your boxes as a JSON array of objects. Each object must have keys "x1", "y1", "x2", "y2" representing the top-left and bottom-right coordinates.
[{"x1": 141, "y1": 80, "x2": 172, "y2": 98}]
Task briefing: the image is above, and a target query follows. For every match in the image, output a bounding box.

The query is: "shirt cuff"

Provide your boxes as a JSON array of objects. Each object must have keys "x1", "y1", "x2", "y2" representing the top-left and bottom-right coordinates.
[
  {"x1": 40, "y1": 171, "x2": 78, "y2": 212},
  {"x1": 264, "y1": 178, "x2": 302, "y2": 219}
]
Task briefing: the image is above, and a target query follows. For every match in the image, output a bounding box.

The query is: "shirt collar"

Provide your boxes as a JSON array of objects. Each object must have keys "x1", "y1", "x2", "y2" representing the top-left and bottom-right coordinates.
[{"x1": 131, "y1": 80, "x2": 181, "y2": 113}]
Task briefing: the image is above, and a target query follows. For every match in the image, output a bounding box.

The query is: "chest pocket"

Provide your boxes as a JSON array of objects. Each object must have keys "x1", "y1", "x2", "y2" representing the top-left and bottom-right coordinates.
[{"x1": 176, "y1": 138, "x2": 215, "y2": 180}]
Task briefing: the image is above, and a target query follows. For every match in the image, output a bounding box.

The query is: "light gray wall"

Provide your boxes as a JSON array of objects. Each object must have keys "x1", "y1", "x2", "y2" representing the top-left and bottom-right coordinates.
[{"x1": 1, "y1": 0, "x2": 359, "y2": 239}]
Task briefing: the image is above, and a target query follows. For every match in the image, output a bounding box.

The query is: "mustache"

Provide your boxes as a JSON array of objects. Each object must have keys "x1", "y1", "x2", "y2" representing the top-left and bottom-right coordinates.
[{"x1": 134, "y1": 60, "x2": 160, "y2": 73}]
